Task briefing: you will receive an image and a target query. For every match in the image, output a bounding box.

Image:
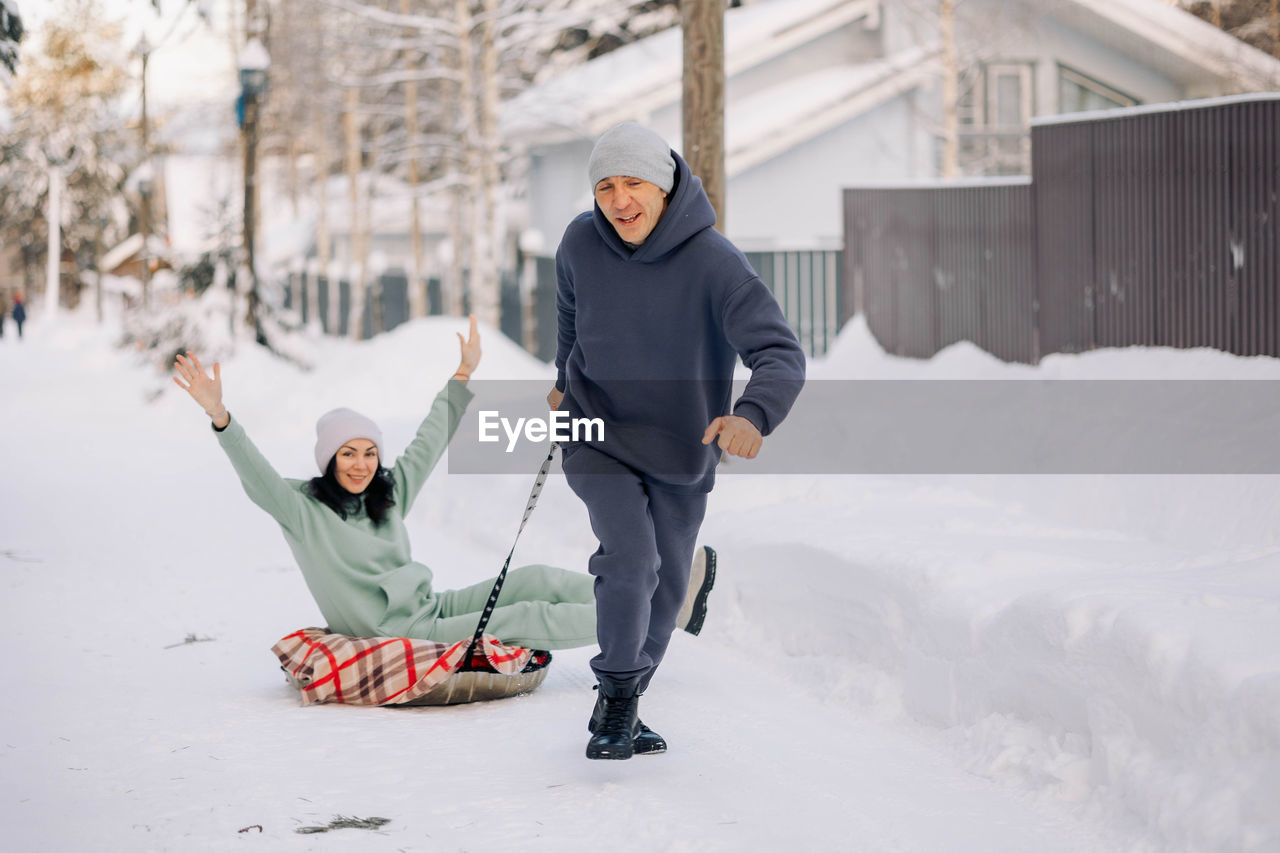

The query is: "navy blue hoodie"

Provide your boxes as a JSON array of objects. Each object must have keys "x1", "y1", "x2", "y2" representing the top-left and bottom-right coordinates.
[{"x1": 554, "y1": 150, "x2": 806, "y2": 492}]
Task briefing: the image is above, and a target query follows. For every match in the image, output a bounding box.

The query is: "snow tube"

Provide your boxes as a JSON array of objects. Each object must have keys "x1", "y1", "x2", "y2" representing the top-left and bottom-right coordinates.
[
  {"x1": 272, "y1": 628, "x2": 552, "y2": 707},
  {"x1": 399, "y1": 650, "x2": 552, "y2": 706}
]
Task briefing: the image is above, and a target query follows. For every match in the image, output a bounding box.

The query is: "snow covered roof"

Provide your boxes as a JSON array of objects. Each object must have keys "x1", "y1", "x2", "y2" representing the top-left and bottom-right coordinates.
[
  {"x1": 101, "y1": 233, "x2": 145, "y2": 272},
  {"x1": 503, "y1": 0, "x2": 881, "y2": 142},
  {"x1": 1032, "y1": 91, "x2": 1280, "y2": 127},
  {"x1": 507, "y1": 0, "x2": 1280, "y2": 162},
  {"x1": 101, "y1": 232, "x2": 171, "y2": 273},
  {"x1": 1039, "y1": 0, "x2": 1280, "y2": 90},
  {"x1": 726, "y1": 45, "x2": 936, "y2": 176}
]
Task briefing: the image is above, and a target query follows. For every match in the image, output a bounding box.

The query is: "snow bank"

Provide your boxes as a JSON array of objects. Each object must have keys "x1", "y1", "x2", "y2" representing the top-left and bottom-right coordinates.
[{"x1": 709, "y1": 316, "x2": 1280, "y2": 851}]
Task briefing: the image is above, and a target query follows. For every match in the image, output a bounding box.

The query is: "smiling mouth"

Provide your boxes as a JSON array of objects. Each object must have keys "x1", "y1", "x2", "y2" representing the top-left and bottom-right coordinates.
[{"x1": 617, "y1": 213, "x2": 640, "y2": 225}]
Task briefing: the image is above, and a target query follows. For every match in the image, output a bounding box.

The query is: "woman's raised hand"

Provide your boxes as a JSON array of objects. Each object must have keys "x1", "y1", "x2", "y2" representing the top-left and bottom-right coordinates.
[
  {"x1": 173, "y1": 352, "x2": 226, "y2": 419},
  {"x1": 455, "y1": 314, "x2": 481, "y2": 380}
]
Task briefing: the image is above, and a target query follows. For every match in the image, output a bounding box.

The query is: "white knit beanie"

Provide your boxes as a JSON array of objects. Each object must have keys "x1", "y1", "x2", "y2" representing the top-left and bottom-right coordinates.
[
  {"x1": 588, "y1": 121, "x2": 676, "y2": 193},
  {"x1": 314, "y1": 408, "x2": 386, "y2": 473}
]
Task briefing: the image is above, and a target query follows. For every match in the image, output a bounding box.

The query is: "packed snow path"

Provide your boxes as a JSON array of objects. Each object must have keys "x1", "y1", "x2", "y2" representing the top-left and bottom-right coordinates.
[{"x1": 2, "y1": 310, "x2": 1277, "y2": 852}]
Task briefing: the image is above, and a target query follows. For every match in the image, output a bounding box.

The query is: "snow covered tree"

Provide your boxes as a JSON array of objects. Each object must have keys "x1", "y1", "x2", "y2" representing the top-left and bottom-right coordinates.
[
  {"x1": 0, "y1": 0, "x2": 131, "y2": 310},
  {"x1": 256, "y1": 0, "x2": 684, "y2": 337},
  {"x1": 0, "y1": 0, "x2": 23, "y2": 82},
  {"x1": 1179, "y1": 0, "x2": 1280, "y2": 59}
]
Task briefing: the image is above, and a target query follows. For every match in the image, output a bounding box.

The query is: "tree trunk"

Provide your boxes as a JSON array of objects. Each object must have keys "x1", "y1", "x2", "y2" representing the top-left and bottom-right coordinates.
[
  {"x1": 366, "y1": 174, "x2": 382, "y2": 335},
  {"x1": 460, "y1": 0, "x2": 499, "y2": 326},
  {"x1": 682, "y1": 0, "x2": 726, "y2": 231},
  {"x1": 94, "y1": 218, "x2": 104, "y2": 324},
  {"x1": 315, "y1": 108, "x2": 336, "y2": 334},
  {"x1": 451, "y1": 0, "x2": 477, "y2": 318},
  {"x1": 140, "y1": 47, "x2": 152, "y2": 308},
  {"x1": 478, "y1": 0, "x2": 501, "y2": 325},
  {"x1": 45, "y1": 161, "x2": 61, "y2": 318},
  {"x1": 1272, "y1": 0, "x2": 1279, "y2": 60},
  {"x1": 345, "y1": 86, "x2": 366, "y2": 340},
  {"x1": 403, "y1": 0, "x2": 426, "y2": 320},
  {"x1": 447, "y1": 178, "x2": 469, "y2": 317},
  {"x1": 939, "y1": 0, "x2": 959, "y2": 178}
]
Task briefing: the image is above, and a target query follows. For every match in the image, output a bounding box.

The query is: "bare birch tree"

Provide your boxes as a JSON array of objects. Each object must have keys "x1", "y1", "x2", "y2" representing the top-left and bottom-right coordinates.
[{"x1": 260, "y1": 0, "x2": 677, "y2": 338}]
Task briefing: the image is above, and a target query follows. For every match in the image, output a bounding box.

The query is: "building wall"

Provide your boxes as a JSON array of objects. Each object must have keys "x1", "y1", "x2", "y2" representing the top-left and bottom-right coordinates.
[
  {"x1": 728, "y1": 16, "x2": 885, "y2": 103},
  {"x1": 727, "y1": 94, "x2": 924, "y2": 250},
  {"x1": 526, "y1": 140, "x2": 596, "y2": 258},
  {"x1": 1015, "y1": 13, "x2": 1185, "y2": 114}
]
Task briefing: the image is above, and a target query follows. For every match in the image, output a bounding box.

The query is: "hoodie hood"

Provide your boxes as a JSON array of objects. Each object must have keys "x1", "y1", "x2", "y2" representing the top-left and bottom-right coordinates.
[{"x1": 591, "y1": 150, "x2": 716, "y2": 264}]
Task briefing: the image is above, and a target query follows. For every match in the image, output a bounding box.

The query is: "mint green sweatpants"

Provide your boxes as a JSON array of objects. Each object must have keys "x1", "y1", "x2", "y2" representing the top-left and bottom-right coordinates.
[{"x1": 409, "y1": 564, "x2": 597, "y2": 650}]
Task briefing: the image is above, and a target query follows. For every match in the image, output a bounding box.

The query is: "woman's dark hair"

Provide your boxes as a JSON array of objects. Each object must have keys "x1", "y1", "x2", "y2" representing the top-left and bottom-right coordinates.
[{"x1": 308, "y1": 457, "x2": 396, "y2": 525}]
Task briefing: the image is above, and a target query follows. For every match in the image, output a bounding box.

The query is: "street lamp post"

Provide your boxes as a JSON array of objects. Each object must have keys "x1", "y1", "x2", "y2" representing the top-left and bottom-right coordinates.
[
  {"x1": 44, "y1": 157, "x2": 62, "y2": 319},
  {"x1": 237, "y1": 38, "x2": 270, "y2": 342},
  {"x1": 95, "y1": 212, "x2": 109, "y2": 323},
  {"x1": 136, "y1": 35, "x2": 153, "y2": 307},
  {"x1": 137, "y1": 164, "x2": 154, "y2": 308}
]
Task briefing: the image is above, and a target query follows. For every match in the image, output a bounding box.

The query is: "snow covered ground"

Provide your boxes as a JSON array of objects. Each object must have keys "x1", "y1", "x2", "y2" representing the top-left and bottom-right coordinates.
[{"x1": 2, "y1": 305, "x2": 1278, "y2": 852}]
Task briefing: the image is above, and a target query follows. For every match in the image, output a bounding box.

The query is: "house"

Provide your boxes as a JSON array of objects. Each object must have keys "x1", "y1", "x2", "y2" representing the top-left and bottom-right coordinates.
[
  {"x1": 101, "y1": 232, "x2": 173, "y2": 282},
  {"x1": 503, "y1": 0, "x2": 1280, "y2": 255}
]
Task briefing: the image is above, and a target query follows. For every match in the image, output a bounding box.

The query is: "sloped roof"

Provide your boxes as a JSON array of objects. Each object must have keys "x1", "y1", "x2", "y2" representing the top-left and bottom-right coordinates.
[
  {"x1": 726, "y1": 45, "x2": 936, "y2": 175},
  {"x1": 101, "y1": 233, "x2": 171, "y2": 272},
  {"x1": 505, "y1": 0, "x2": 1280, "y2": 175},
  {"x1": 503, "y1": 0, "x2": 880, "y2": 142},
  {"x1": 1032, "y1": 0, "x2": 1280, "y2": 90}
]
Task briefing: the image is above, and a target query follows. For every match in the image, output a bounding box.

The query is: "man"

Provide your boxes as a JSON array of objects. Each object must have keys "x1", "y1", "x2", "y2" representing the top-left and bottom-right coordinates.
[
  {"x1": 11, "y1": 291, "x2": 24, "y2": 340},
  {"x1": 549, "y1": 122, "x2": 805, "y2": 760}
]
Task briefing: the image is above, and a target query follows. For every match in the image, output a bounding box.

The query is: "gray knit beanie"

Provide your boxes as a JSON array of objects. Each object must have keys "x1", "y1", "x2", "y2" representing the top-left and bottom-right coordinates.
[
  {"x1": 588, "y1": 121, "x2": 676, "y2": 193},
  {"x1": 314, "y1": 407, "x2": 386, "y2": 473}
]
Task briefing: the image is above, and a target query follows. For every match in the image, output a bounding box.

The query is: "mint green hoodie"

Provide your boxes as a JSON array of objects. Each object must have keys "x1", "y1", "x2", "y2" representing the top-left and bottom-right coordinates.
[{"x1": 215, "y1": 380, "x2": 472, "y2": 638}]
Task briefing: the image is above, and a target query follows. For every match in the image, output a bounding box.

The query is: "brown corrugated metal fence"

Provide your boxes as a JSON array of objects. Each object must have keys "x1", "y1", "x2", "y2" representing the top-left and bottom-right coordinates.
[{"x1": 843, "y1": 95, "x2": 1280, "y2": 362}]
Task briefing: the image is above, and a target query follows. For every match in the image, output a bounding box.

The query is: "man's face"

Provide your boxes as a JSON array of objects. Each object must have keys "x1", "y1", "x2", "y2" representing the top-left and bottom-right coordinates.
[{"x1": 593, "y1": 176, "x2": 669, "y2": 245}]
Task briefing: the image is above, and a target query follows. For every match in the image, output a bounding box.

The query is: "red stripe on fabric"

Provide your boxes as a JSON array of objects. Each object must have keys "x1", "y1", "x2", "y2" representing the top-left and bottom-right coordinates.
[
  {"x1": 330, "y1": 638, "x2": 402, "y2": 671},
  {"x1": 288, "y1": 633, "x2": 321, "y2": 677},
  {"x1": 306, "y1": 637, "x2": 345, "y2": 702},
  {"x1": 377, "y1": 639, "x2": 423, "y2": 704},
  {"x1": 426, "y1": 641, "x2": 466, "y2": 676},
  {"x1": 398, "y1": 637, "x2": 417, "y2": 692},
  {"x1": 308, "y1": 637, "x2": 406, "y2": 685},
  {"x1": 307, "y1": 637, "x2": 431, "y2": 704},
  {"x1": 402, "y1": 638, "x2": 417, "y2": 683},
  {"x1": 486, "y1": 649, "x2": 524, "y2": 664}
]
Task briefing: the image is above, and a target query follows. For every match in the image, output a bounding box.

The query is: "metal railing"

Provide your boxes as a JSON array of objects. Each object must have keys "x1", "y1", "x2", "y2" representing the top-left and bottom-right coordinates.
[
  {"x1": 282, "y1": 250, "x2": 843, "y2": 361},
  {"x1": 745, "y1": 250, "x2": 843, "y2": 359}
]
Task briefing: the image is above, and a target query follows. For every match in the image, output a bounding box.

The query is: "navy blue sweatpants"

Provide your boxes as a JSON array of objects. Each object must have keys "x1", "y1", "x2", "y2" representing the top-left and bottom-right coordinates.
[{"x1": 563, "y1": 443, "x2": 707, "y2": 689}]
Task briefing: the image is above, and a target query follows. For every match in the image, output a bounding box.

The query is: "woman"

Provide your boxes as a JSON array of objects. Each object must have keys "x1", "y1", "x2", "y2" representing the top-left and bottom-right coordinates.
[{"x1": 171, "y1": 316, "x2": 606, "y2": 650}]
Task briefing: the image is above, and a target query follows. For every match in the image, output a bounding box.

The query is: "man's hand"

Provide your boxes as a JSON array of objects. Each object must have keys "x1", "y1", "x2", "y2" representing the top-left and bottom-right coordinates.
[
  {"x1": 547, "y1": 387, "x2": 564, "y2": 411},
  {"x1": 701, "y1": 415, "x2": 762, "y2": 459}
]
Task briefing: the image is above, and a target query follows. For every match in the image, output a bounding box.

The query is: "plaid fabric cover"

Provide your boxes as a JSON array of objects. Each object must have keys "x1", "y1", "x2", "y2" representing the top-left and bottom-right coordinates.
[{"x1": 272, "y1": 627, "x2": 533, "y2": 706}]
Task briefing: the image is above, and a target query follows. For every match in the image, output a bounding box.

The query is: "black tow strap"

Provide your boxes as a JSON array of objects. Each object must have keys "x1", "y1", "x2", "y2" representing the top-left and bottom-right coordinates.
[{"x1": 459, "y1": 442, "x2": 561, "y2": 665}]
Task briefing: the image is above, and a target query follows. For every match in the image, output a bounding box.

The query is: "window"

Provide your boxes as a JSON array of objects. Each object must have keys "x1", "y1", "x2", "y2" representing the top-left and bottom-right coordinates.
[
  {"x1": 954, "y1": 62, "x2": 1035, "y2": 176},
  {"x1": 1059, "y1": 65, "x2": 1138, "y2": 114},
  {"x1": 987, "y1": 63, "x2": 1034, "y2": 130}
]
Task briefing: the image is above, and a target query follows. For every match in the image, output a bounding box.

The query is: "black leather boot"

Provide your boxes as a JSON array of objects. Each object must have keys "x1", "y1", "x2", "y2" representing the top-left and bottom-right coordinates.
[
  {"x1": 585, "y1": 677, "x2": 642, "y2": 760},
  {"x1": 588, "y1": 685, "x2": 667, "y2": 755},
  {"x1": 677, "y1": 546, "x2": 716, "y2": 636}
]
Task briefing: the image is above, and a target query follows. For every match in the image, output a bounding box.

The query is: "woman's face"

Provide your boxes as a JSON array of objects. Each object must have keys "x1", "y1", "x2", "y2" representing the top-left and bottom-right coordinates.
[{"x1": 333, "y1": 439, "x2": 379, "y2": 494}]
